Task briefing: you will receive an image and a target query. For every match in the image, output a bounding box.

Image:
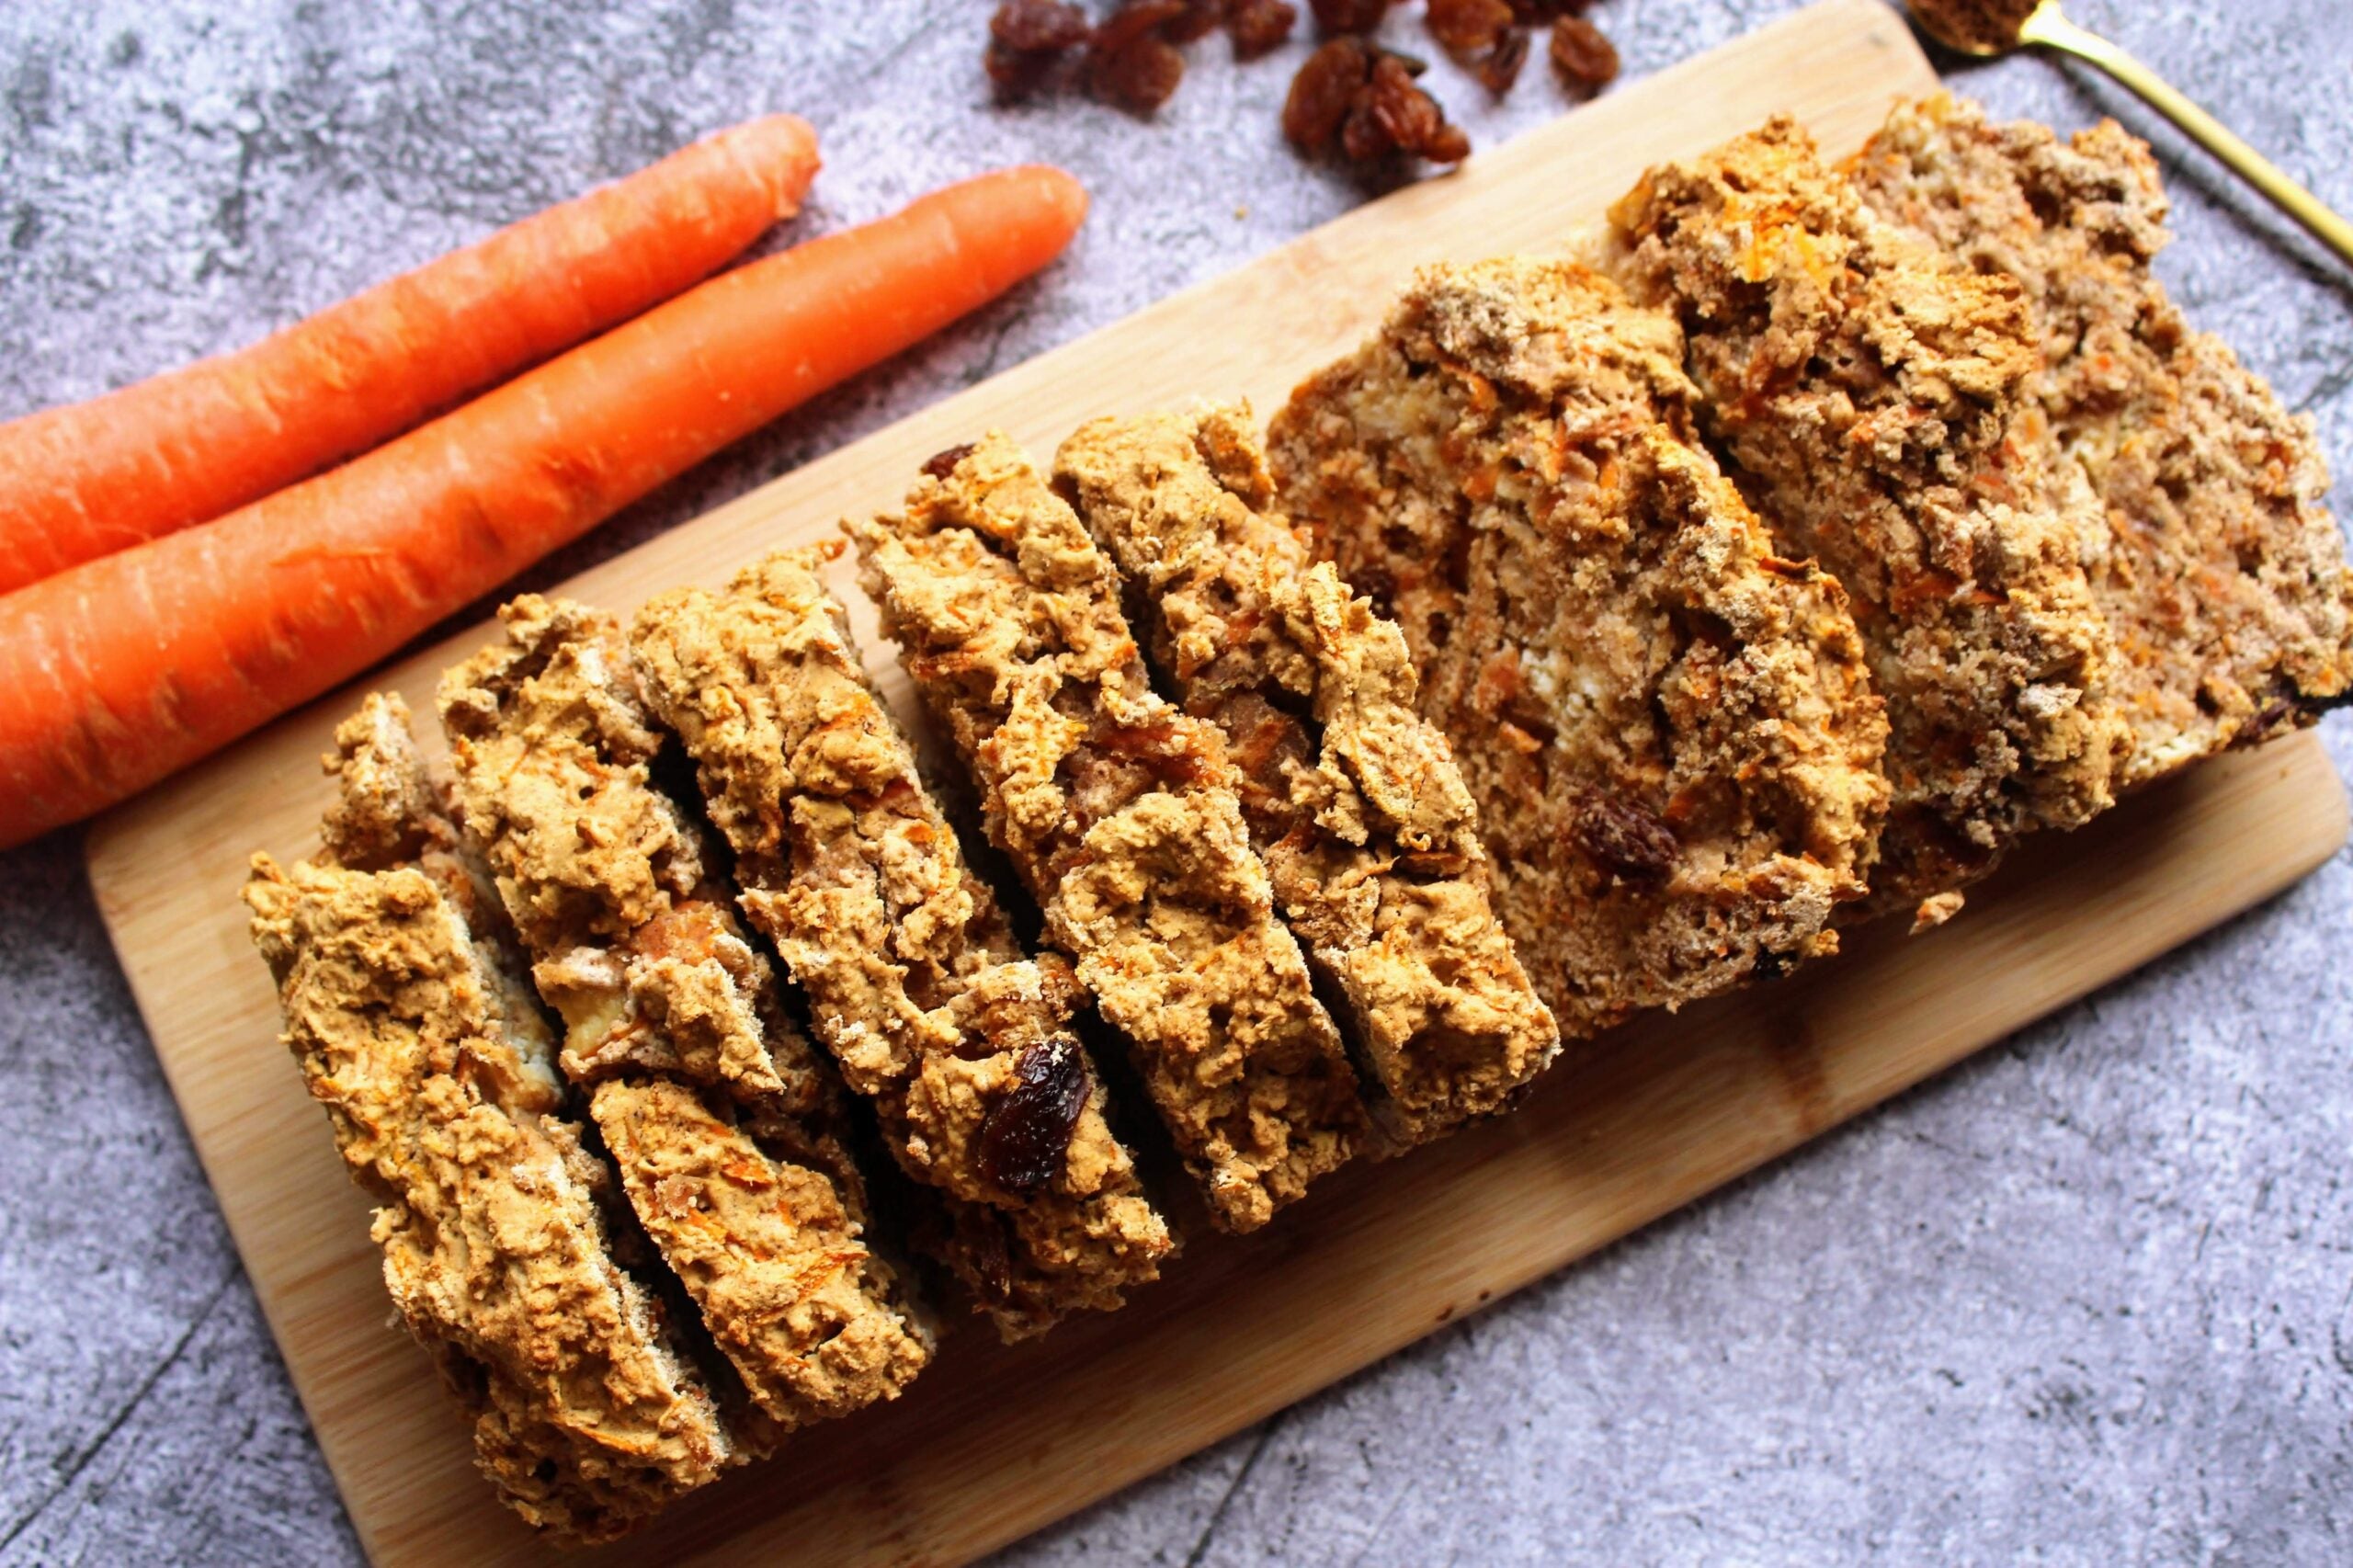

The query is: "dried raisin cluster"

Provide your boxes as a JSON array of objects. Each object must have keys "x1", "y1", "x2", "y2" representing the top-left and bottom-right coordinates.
[
  {"x1": 1282, "y1": 39, "x2": 1471, "y2": 165},
  {"x1": 988, "y1": 0, "x2": 1303, "y2": 114},
  {"x1": 984, "y1": 0, "x2": 1620, "y2": 165}
]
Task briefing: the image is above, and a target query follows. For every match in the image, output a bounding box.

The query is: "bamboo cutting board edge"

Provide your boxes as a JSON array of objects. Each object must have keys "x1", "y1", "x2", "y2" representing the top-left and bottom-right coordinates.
[{"x1": 84, "y1": 4, "x2": 2349, "y2": 1562}]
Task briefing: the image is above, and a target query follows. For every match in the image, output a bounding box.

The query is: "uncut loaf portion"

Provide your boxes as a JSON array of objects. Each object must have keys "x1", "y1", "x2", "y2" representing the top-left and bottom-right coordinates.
[
  {"x1": 1269, "y1": 258, "x2": 1890, "y2": 1036},
  {"x1": 850, "y1": 436, "x2": 1370, "y2": 1233},
  {"x1": 629, "y1": 545, "x2": 1173, "y2": 1339},
  {"x1": 438, "y1": 597, "x2": 932, "y2": 1431},
  {"x1": 1851, "y1": 93, "x2": 2353, "y2": 784},
  {"x1": 244, "y1": 695, "x2": 735, "y2": 1545},
  {"x1": 1608, "y1": 114, "x2": 2133, "y2": 921},
  {"x1": 1054, "y1": 404, "x2": 1560, "y2": 1142}
]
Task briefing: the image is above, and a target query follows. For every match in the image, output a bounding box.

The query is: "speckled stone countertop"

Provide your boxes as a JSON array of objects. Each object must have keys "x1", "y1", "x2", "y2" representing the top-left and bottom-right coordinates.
[{"x1": 2, "y1": 2, "x2": 2347, "y2": 1562}]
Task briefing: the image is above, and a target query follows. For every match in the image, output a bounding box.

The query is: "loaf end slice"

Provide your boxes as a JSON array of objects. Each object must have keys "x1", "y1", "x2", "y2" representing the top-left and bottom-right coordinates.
[{"x1": 244, "y1": 703, "x2": 732, "y2": 1544}]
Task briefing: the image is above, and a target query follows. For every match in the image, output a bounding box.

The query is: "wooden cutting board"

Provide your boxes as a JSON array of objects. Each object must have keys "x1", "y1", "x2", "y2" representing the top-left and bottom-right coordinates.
[{"x1": 84, "y1": 3, "x2": 2350, "y2": 1562}]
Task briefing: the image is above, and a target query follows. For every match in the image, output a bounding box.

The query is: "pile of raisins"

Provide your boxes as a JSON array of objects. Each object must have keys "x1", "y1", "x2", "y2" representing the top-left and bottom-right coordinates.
[
  {"x1": 1282, "y1": 39, "x2": 1470, "y2": 165},
  {"x1": 989, "y1": 0, "x2": 1304, "y2": 114},
  {"x1": 985, "y1": 0, "x2": 1621, "y2": 166}
]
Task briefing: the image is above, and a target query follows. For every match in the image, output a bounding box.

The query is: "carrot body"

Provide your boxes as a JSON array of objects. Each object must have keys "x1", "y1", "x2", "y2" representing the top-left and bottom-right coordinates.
[
  {"x1": 0, "y1": 165, "x2": 1090, "y2": 847},
  {"x1": 0, "y1": 114, "x2": 822, "y2": 596}
]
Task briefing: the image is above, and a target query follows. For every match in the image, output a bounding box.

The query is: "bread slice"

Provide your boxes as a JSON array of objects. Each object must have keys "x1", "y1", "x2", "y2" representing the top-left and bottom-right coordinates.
[
  {"x1": 1270, "y1": 259, "x2": 1889, "y2": 1031},
  {"x1": 1851, "y1": 93, "x2": 2353, "y2": 783},
  {"x1": 244, "y1": 697, "x2": 731, "y2": 1545},
  {"x1": 1608, "y1": 115, "x2": 2133, "y2": 917},
  {"x1": 438, "y1": 598, "x2": 931, "y2": 1426},
  {"x1": 629, "y1": 547, "x2": 1174, "y2": 1339},
  {"x1": 1054, "y1": 404, "x2": 1560, "y2": 1141},
  {"x1": 850, "y1": 436, "x2": 1368, "y2": 1233}
]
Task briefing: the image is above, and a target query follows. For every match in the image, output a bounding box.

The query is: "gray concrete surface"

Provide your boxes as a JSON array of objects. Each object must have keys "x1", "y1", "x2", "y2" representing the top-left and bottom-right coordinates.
[{"x1": 3, "y1": 1, "x2": 2349, "y2": 1562}]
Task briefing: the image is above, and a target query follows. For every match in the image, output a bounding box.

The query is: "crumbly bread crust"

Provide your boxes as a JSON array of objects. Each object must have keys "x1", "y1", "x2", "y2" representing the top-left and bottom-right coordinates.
[
  {"x1": 1852, "y1": 93, "x2": 2353, "y2": 782},
  {"x1": 1054, "y1": 405, "x2": 1560, "y2": 1141},
  {"x1": 245, "y1": 710, "x2": 732, "y2": 1542},
  {"x1": 1270, "y1": 260, "x2": 1889, "y2": 1032},
  {"x1": 439, "y1": 598, "x2": 929, "y2": 1426},
  {"x1": 1609, "y1": 115, "x2": 2132, "y2": 912},
  {"x1": 628, "y1": 547, "x2": 1173, "y2": 1338},
  {"x1": 850, "y1": 436, "x2": 1368, "y2": 1233}
]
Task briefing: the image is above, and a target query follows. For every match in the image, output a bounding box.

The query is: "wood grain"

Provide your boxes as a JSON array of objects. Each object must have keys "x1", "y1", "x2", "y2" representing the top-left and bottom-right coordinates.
[{"x1": 82, "y1": 3, "x2": 2347, "y2": 1562}]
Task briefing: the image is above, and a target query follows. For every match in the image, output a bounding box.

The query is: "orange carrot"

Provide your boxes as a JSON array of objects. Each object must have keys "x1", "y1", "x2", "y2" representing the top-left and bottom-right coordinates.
[
  {"x1": 0, "y1": 165, "x2": 1090, "y2": 847},
  {"x1": 0, "y1": 114, "x2": 822, "y2": 597}
]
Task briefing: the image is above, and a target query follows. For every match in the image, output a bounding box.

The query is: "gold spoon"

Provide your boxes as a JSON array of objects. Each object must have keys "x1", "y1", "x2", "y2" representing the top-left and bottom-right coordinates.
[{"x1": 1904, "y1": 0, "x2": 2353, "y2": 268}]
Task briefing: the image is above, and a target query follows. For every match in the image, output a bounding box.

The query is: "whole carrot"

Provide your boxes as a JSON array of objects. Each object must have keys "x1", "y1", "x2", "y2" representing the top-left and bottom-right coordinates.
[
  {"x1": 0, "y1": 114, "x2": 822, "y2": 597},
  {"x1": 0, "y1": 165, "x2": 1090, "y2": 848}
]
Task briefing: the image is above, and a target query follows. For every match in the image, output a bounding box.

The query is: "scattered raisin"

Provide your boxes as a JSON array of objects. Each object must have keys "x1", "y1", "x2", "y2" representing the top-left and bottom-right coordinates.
[
  {"x1": 1549, "y1": 15, "x2": 1620, "y2": 94},
  {"x1": 1287, "y1": 39, "x2": 1471, "y2": 165},
  {"x1": 1339, "y1": 97, "x2": 1392, "y2": 163},
  {"x1": 1165, "y1": 0, "x2": 1226, "y2": 44},
  {"x1": 1425, "y1": 120, "x2": 1472, "y2": 164},
  {"x1": 1310, "y1": 0, "x2": 1392, "y2": 33},
  {"x1": 1090, "y1": 0, "x2": 1191, "y2": 114},
  {"x1": 1228, "y1": 0, "x2": 1299, "y2": 59},
  {"x1": 922, "y1": 443, "x2": 976, "y2": 480},
  {"x1": 986, "y1": 0, "x2": 1091, "y2": 97},
  {"x1": 991, "y1": 0, "x2": 1091, "y2": 52},
  {"x1": 1345, "y1": 48, "x2": 1472, "y2": 165},
  {"x1": 1097, "y1": 0, "x2": 1191, "y2": 40},
  {"x1": 1282, "y1": 38, "x2": 1371, "y2": 153},
  {"x1": 1366, "y1": 51, "x2": 1437, "y2": 139},
  {"x1": 1094, "y1": 0, "x2": 1190, "y2": 48},
  {"x1": 985, "y1": 40, "x2": 1054, "y2": 96},
  {"x1": 1093, "y1": 33, "x2": 1188, "y2": 112},
  {"x1": 1571, "y1": 790, "x2": 1678, "y2": 882},
  {"x1": 975, "y1": 1039, "x2": 1090, "y2": 1196},
  {"x1": 1425, "y1": 0, "x2": 1513, "y2": 57},
  {"x1": 1475, "y1": 27, "x2": 1529, "y2": 94}
]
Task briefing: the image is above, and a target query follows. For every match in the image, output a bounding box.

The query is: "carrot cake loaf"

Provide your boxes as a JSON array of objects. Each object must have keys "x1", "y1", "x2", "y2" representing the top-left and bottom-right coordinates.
[
  {"x1": 1054, "y1": 404, "x2": 1560, "y2": 1140},
  {"x1": 629, "y1": 546, "x2": 1174, "y2": 1338},
  {"x1": 1270, "y1": 259, "x2": 1889, "y2": 1031},
  {"x1": 1851, "y1": 93, "x2": 2353, "y2": 783},
  {"x1": 244, "y1": 696, "x2": 732, "y2": 1544},
  {"x1": 850, "y1": 436, "x2": 1369, "y2": 1232},
  {"x1": 1608, "y1": 115, "x2": 2133, "y2": 916},
  {"x1": 438, "y1": 597, "x2": 931, "y2": 1426}
]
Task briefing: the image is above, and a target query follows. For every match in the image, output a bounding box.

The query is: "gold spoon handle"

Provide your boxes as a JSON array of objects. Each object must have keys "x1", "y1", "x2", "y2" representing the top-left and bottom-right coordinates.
[{"x1": 2021, "y1": 6, "x2": 2353, "y2": 268}]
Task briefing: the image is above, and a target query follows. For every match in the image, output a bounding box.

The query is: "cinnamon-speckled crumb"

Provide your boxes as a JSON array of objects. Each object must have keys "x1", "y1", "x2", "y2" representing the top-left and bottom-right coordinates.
[
  {"x1": 1271, "y1": 259, "x2": 1889, "y2": 1033},
  {"x1": 851, "y1": 436, "x2": 1368, "y2": 1233},
  {"x1": 630, "y1": 547, "x2": 1173, "y2": 1338},
  {"x1": 244, "y1": 820, "x2": 730, "y2": 1544},
  {"x1": 1852, "y1": 94, "x2": 2353, "y2": 783},
  {"x1": 438, "y1": 598, "x2": 930, "y2": 1426},
  {"x1": 1055, "y1": 404, "x2": 1560, "y2": 1142},
  {"x1": 1609, "y1": 115, "x2": 2131, "y2": 915}
]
